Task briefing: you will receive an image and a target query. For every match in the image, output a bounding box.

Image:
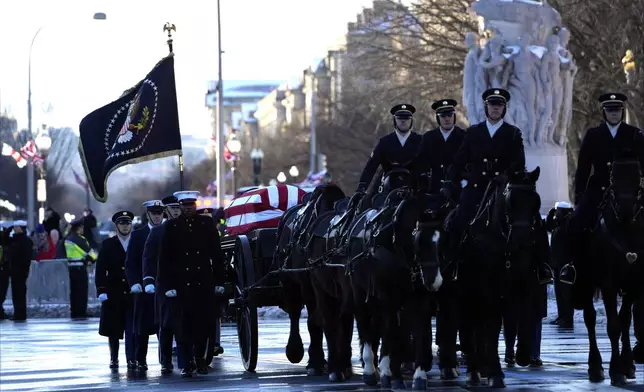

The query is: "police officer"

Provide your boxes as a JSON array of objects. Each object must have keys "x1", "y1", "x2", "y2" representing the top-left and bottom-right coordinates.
[
  {"x1": 157, "y1": 191, "x2": 226, "y2": 377},
  {"x1": 95, "y1": 211, "x2": 136, "y2": 369},
  {"x1": 357, "y1": 104, "x2": 423, "y2": 191},
  {"x1": 125, "y1": 200, "x2": 164, "y2": 371},
  {"x1": 65, "y1": 218, "x2": 98, "y2": 318},
  {"x1": 142, "y1": 195, "x2": 183, "y2": 374},
  {"x1": 413, "y1": 99, "x2": 466, "y2": 194},
  {"x1": 545, "y1": 201, "x2": 574, "y2": 328},
  {"x1": 214, "y1": 207, "x2": 226, "y2": 236}
]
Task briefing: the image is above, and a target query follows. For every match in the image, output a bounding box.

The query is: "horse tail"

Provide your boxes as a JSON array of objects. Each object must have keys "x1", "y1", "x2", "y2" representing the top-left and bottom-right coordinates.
[{"x1": 593, "y1": 288, "x2": 602, "y2": 301}]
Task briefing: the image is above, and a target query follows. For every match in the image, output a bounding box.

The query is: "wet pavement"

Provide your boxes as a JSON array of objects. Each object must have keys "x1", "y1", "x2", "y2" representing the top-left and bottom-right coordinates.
[{"x1": 0, "y1": 318, "x2": 643, "y2": 391}]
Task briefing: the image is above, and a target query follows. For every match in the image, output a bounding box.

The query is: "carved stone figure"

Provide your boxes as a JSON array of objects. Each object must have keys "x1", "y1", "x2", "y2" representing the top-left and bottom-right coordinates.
[{"x1": 463, "y1": 32, "x2": 482, "y2": 125}]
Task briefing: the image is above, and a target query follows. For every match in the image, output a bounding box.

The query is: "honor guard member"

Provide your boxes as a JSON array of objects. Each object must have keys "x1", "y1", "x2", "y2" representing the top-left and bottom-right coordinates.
[
  {"x1": 141, "y1": 195, "x2": 183, "y2": 374},
  {"x1": 125, "y1": 200, "x2": 164, "y2": 371},
  {"x1": 197, "y1": 205, "x2": 225, "y2": 360},
  {"x1": 65, "y1": 217, "x2": 98, "y2": 318},
  {"x1": 356, "y1": 104, "x2": 422, "y2": 191},
  {"x1": 157, "y1": 191, "x2": 226, "y2": 377},
  {"x1": 95, "y1": 211, "x2": 136, "y2": 370},
  {"x1": 567, "y1": 93, "x2": 644, "y2": 349},
  {"x1": 413, "y1": 99, "x2": 466, "y2": 193}
]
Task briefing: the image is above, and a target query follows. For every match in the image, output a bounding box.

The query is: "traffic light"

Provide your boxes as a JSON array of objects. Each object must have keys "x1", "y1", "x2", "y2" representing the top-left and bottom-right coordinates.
[{"x1": 318, "y1": 153, "x2": 327, "y2": 171}]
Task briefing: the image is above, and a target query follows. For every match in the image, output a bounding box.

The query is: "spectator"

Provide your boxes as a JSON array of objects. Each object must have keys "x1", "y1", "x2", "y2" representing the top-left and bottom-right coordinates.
[
  {"x1": 43, "y1": 207, "x2": 61, "y2": 235},
  {"x1": 34, "y1": 224, "x2": 56, "y2": 261},
  {"x1": 6, "y1": 221, "x2": 33, "y2": 321},
  {"x1": 83, "y1": 209, "x2": 98, "y2": 250},
  {"x1": 214, "y1": 207, "x2": 226, "y2": 236},
  {"x1": 0, "y1": 226, "x2": 9, "y2": 319}
]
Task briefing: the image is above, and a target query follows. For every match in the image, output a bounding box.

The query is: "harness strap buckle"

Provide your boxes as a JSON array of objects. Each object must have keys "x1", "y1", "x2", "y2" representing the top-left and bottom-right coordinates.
[{"x1": 505, "y1": 260, "x2": 511, "y2": 269}]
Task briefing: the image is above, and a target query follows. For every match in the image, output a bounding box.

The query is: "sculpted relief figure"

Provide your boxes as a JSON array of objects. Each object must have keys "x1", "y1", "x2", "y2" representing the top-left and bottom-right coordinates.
[
  {"x1": 507, "y1": 35, "x2": 534, "y2": 143},
  {"x1": 479, "y1": 34, "x2": 507, "y2": 90},
  {"x1": 463, "y1": 32, "x2": 482, "y2": 125},
  {"x1": 557, "y1": 27, "x2": 576, "y2": 146},
  {"x1": 546, "y1": 34, "x2": 563, "y2": 145}
]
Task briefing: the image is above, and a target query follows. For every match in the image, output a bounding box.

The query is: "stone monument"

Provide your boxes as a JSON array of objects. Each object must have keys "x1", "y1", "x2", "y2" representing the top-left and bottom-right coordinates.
[{"x1": 463, "y1": 0, "x2": 577, "y2": 210}]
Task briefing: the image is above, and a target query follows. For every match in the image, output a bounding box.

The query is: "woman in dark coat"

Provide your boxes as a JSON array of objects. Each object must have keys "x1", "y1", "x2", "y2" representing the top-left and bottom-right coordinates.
[{"x1": 95, "y1": 211, "x2": 136, "y2": 370}]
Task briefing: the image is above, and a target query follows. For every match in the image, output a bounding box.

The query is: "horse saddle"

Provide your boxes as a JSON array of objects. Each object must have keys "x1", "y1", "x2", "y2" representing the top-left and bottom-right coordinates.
[{"x1": 330, "y1": 199, "x2": 351, "y2": 228}]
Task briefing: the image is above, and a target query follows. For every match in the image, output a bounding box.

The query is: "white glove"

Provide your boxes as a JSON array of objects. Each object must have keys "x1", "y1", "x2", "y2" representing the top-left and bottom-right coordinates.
[
  {"x1": 130, "y1": 283, "x2": 143, "y2": 293},
  {"x1": 145, "y1": 284, "x2": 155, "y2": 294},
  {"x1": 215, "y1": 286, "x2": 225, "y2": 295},
  {"x1": 165, "y1": 289, "x2": 177, "y2": 297},
  {"x1": 98, "y1": 293, "x2": 108, "y2": 303}
]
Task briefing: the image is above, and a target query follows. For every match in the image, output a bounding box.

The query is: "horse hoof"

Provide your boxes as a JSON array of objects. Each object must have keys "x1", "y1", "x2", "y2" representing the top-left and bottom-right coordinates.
[
  {"x1": 285, "y1": 343, "x2": 304, "y2": 364},
  {"x1": 329, "y1": 372, "x2": 345, "y2": 382},
  {"x1": 588, "y1": 367, "x2": 605, "y2": 383},
  {"x1": 626, "y1": 365, "x2": 636, "y2": 379},
  {"x1": 412, "y1": 377, "x2": 427, "y2": 390},
  {"x1": 441, "y1": 368, "x2": 459, "y2": 380},
  {"x1": 391, "y1": 378, "x2": 407, "y2": 389},
  {"x1": 488, "y1": 375, "x2": 506, "y2": 388},
  {"x1": 306, "y1": 367, "x2": 324, "y2": 376},
  {"x1": 611, "y1": 374, "x2": 627, "y2": 386},
  {"x1": 381, "y1": 375, "x2": 392, "y2": 388},
  {"x1": 363, "y1": 373, "x2": 379, "y2": 386}
]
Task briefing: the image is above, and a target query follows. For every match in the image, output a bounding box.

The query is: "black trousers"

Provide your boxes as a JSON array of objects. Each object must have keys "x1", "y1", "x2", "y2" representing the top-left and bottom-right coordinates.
[
  {"x1": 159, "y1": 328, "x2": 176, "y2": 365},
  {"x1": 69, "y1": 266, "x2": 88, "y2": 318},
  {"x1": 553, "y1": 269, "x2": 574, "y2": 322},
  {"x1": 178, "y1": 339, "x2": 208, "y2": 369},
  {"x1": 0, "y1": 264, "x2": 11, "y2": 314}
]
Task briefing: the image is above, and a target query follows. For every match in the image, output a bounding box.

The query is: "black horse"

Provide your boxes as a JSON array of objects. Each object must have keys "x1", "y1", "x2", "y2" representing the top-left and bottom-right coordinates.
[
  {"x1": 573, "y1": 157, "x2": 644, "y2": 385},
  {"x1": 272, "y1": 184, "x2": 346, "y2": 375},
  {"x1": 441, "y1": 167, "x2": 544, "y2": 388},
  {"x1": 345, "y1": 168, "x2": 442, "y2": 389}
]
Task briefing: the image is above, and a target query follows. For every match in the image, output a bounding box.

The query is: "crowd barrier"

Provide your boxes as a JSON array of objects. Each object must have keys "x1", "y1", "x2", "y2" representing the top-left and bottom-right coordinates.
[{"x1": 4, "y1": 259, "x2": 99, "y2": 305}]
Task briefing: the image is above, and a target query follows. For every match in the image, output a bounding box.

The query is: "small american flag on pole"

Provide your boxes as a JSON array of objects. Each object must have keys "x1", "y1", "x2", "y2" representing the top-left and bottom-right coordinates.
[
  {"x1": 20, "y1": 140, "x2": 44, "y2": 167},
  {"x1": 224, "y1": 184, "x2": 307, "y2": 236},
  {"x1": 2, "y1": 143, "x2": 27, "y2": 168}
]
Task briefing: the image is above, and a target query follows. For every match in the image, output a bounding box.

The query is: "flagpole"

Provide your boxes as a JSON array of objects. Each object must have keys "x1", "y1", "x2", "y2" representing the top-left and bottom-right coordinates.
[{"x1": 163, "y1": 22, "x2": 183, "y2": 191}]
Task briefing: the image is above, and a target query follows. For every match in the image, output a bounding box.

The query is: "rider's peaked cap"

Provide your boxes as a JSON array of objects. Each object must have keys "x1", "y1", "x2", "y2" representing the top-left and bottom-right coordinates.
[
  {"x1": 599, "y1": 93, "x2": 627, "y2": 108},
  {"x1": 390, "y1": 104, "x2": 415, "y2": 118},
  {"x1": 112, "y1": 210, "x2": 134, "y2": 224},
  {"x1": 482, "y1": 88, "x2": 511, "y2": 104},
  {"x1": 431, "y1": 99, "x2": 458, "y2": 113}
]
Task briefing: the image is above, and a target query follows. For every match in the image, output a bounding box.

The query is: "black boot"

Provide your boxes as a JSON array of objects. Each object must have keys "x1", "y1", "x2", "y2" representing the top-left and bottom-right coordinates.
[{"x1": 109, "y1": 337, "x2": 119, "y2": 369}]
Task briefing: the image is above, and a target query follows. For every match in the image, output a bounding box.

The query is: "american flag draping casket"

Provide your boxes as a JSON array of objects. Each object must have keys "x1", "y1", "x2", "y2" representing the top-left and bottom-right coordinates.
[{"x1": 224, "y1": 184, "x2": 307, "y2": 236}]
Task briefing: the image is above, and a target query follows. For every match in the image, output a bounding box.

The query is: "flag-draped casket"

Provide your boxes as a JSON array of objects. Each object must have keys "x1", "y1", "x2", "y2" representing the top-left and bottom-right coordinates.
[{"x1": 224, "y1": 184, "x2": 307, "y2": 236}]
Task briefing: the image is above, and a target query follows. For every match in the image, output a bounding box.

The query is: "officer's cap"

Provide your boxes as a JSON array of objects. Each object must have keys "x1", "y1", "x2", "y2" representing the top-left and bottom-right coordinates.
[
  {"x1": 431, "y1": 99, "x2": 458, "y2": 114},
  {"x1": 142, "y1": 200, "x2": 164, "y2": 213},
  {"x1": 554, "y1": 201, "x2": 572, "y2": 210},
  {"x1": 482, "y1": 88, "x2": 511, "y2": 104},
  {"x1": 390, "y1": 104, "x2": 416, "y2": 118},
  {"x1": 162, "y1": 195, "x2": 180, "y2": 207},
  {"x1": 112, "y1": 210, "x2": 134, "y2": 224},
  {"x1": 173, "y1": 191, "x2": 200, "y2": 204},
  {"x1": 599, "y1": 93, "x2": 627, "y2": 109},
  {"x1": 197, "y1": 207, "x2": 213, "y2": 215},
  {"x1": 12, "y1": 220, "x2": 27, "y2": 227}
]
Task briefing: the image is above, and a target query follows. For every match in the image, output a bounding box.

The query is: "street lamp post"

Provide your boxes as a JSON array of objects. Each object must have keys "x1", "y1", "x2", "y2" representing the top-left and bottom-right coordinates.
[
  {"x1": 26, "y1": 13, "x2": 105, "y2": 231},
  {"x1": 289, "y1": 165, "x2": 299, "y2": 183},
  {"x1": 226, "y1": 134, "x2": 242, "y2": 196},
  {"x1": 215, "y1": 0, "x2": 226, "y2": 209},
  {"x1": 34, "y1": 126, "x2": 51, "y2": 223},
  {"x1": 250, "y1": 148, "x2": 264, "y2": 186}
]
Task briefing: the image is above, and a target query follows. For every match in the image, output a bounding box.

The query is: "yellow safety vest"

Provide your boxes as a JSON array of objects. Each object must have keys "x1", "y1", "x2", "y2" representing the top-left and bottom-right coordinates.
[{"x1": 64, "y1": 235, "x2": 98, "y2": 263}]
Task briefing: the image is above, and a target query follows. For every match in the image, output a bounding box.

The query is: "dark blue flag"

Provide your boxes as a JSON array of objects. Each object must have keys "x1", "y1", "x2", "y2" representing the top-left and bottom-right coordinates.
[{"x1": 78, "y1": 55, "x2": 182, "y2": 202}]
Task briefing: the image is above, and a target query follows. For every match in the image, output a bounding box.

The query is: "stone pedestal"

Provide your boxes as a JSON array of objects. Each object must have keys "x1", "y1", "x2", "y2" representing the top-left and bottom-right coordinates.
[{"x1": 524, "y1": 145, "x2": 571, "y2": 213}]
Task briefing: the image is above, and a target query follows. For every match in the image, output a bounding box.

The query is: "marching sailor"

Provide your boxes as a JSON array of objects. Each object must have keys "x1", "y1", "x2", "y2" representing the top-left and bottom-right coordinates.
[
  {"x1": 141, "y1": 195, "x2": 183, "y2": 374},
  {"x1": 356, "y1": 104, "x2": 422, "y2": 191},
  {"x1": 95, "y1": 211, "x2": 136, "y2": 369},
  {"x1": 65, "y1": 217, "x2": 98, "y2": 318},
  {"x1": 125, "y1": 200, "x2": 164, "y2": 370},
  {"x1": 157, "y1": 191, "x2": 226, "y2": 377}
]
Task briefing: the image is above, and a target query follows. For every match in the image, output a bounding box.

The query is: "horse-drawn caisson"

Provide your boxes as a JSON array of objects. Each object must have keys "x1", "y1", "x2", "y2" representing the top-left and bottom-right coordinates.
[{"x1": 217, "y1": 91, "x2": 644, "y2": 389}]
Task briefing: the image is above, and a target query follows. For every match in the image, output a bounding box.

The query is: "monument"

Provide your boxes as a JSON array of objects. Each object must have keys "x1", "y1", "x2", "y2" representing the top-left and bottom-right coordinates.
[{"x1": 463, "y1": 0, "x2": 577, "y2": 210}]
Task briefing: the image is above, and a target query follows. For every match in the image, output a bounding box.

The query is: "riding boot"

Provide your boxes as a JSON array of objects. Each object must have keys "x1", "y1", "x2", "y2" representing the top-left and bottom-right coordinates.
[{"x1": 109, "y1": 336, "x2": 119, "y2": 369}]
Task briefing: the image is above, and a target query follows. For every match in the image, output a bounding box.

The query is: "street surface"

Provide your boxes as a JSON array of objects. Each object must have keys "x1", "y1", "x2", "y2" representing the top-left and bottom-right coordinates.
[{"x1": 0, "y1": 318, "x2": 642, "y2": 391}]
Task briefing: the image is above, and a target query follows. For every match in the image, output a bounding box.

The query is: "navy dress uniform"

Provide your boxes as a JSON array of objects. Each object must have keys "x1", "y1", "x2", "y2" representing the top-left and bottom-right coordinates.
[
  {"x1": 197, "y1": 207, "x2": 213, "y2": 217},
  {"x1": 95, "y1": 211, "x2": 136, "y2": 369},
  {"x1": 413, "y1": 99, "x2": 466, "y2": 194},
  {"x1": 125, "y1": 200, "x2": 164, "y2": 370},
  {"x1": 357, "y1": 104, "x2": 422, "y2": 191},
  {"x1": 568, "y1": 93, "x2": 644, "y2": 309},
  {"x1": 157, "y1": 191, "x2": 226, "y2": 377},
  {"x1": 141, "y1": 195, "x2": 182, "y2": 374}
]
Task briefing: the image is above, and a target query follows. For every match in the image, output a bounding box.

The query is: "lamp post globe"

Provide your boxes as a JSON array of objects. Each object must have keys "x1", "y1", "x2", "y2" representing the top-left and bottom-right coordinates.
[
  {"x1": 277, "y1": 172, "x2": 287, "y2": 183},
  {"x1": 289, "y1": 165, "x2": 299, "y2": 178}
]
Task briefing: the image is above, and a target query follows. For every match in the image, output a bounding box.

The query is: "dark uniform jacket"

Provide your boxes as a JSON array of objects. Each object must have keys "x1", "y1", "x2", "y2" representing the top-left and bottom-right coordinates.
[
  {"x1": 574, "y1": 122, "x2": 644, "y2": 204},
  {"x1": 412, "y1": 127, "x2": 466, "y2": 193},
  {"x1": 446, "y1": 121, "x2": 526, "y2": 195},
  {"x1": 95, "y1": 235, "x2": 131, "y2": 338},
  {"x1": 358, "y1": 131, "x2": 422, "y2": 188},
  {"x1": 157, "y1": 214, "x2": 225, "y2": 341},
  {"x1": 142, "y1": 222, "x2": 175, "y2": 326},
  {"x1": 125, "y1": 225, "x2": 156, "y2": 336}
]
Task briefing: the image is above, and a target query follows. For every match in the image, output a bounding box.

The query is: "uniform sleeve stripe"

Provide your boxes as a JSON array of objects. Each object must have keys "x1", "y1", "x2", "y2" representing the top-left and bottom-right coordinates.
[{"x1": 143, "y1": 276, "x2": 155, "y2": 281}]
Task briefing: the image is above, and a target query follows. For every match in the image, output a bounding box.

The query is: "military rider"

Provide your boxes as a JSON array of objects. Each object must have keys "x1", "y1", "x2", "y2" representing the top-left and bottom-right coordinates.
[{"x1": 356, "y1": 104, "x2": 422, "y2": 192}]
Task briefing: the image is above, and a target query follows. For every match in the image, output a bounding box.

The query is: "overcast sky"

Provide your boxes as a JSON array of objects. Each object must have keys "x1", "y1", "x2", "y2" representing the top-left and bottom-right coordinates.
[{"x1": 0, "y1": 0, "x2": 375, "y2": 138}]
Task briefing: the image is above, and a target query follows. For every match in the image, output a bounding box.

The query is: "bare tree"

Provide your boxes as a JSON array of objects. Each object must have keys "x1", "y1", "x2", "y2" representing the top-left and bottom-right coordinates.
[{"x1": 45, "y1": 127, "x2": 79, "y2": 187}]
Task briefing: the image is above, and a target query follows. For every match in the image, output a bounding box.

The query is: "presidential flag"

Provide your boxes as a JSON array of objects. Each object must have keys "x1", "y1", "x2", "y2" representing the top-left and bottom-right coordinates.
[{"x1": 78, "y1": 55, "x2": 182, "y2": 202}]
